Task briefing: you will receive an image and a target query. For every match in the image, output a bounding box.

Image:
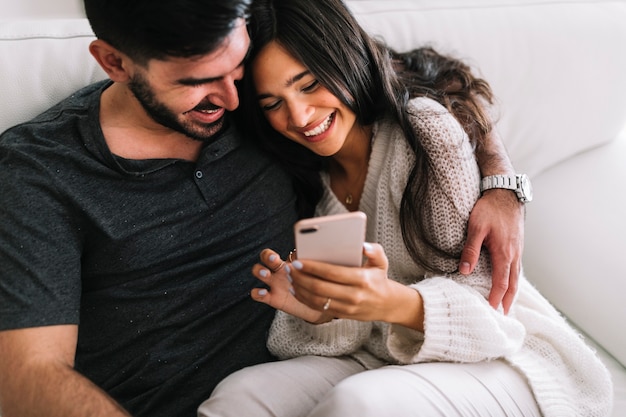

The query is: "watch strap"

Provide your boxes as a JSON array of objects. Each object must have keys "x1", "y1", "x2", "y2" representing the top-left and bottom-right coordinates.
[
  {"x1": 480, "y1": 174, "x2": 533, "y2": 203},
  {"x1": 480, "y1": 175, "x2": 518, "y2": 193}
]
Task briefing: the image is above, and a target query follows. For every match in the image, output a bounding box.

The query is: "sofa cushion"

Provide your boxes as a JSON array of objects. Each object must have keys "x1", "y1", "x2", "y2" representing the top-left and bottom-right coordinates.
[
  {"x1": 524, "y1": 129, "x2": 626, "y2": 367},
  {"x1": 583, "y1": 328, "x2": 626, "y2": 417}
]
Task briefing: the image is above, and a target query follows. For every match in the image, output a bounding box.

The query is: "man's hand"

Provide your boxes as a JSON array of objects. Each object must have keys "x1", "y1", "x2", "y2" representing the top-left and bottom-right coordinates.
[{"x1": 460, "y1": 189, "x2": 525, "y2": 314}]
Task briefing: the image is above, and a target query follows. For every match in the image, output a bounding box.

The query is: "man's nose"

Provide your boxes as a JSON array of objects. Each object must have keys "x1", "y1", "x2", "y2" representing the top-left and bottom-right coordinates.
[{"x1": 215, "y1": 76, "x2": 240, "y2": 111}]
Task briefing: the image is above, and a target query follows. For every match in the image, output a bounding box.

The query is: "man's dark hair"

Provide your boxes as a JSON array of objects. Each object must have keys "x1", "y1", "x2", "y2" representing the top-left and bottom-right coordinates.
[{"x1": 84, "y1": 0, "x2": 252, "y2": 64}]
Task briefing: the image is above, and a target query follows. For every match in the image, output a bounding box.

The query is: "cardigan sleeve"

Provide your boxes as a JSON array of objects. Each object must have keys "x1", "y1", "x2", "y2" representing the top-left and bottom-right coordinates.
[
  {"x1": 383, "y1": 97, "x2": 526, "y2": 364},
  {"x1": 266, "y1": 311, "x2": 373, "y2": 359},
  {"x1": 385, "y1": 277, "x2": 526, "y2": 364}
]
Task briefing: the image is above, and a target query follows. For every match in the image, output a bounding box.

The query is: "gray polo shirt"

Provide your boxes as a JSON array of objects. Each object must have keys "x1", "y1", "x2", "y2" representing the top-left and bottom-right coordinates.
[{"x1": 0, "y1": 81, "x2": 297, "y2": 417}]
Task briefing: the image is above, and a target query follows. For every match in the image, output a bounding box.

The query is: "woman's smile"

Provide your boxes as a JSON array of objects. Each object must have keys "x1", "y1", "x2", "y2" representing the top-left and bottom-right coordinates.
[
  {"x1": 302, "y1": 112, "x2": 335, "y2": 138},
  {"x1": 253, "y1": 41, "x2": 365, "y2": 157}
]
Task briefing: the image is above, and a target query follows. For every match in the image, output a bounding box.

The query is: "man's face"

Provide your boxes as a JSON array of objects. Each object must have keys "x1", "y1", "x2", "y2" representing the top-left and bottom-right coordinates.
[{"x1": 127, "y1": 20, "x2": 249, "y2": 142}]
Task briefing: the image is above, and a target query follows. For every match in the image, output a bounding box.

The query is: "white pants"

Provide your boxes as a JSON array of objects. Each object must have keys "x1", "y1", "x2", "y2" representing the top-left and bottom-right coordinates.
[{"x1": 198, "y1": 355, "x2": 542, "y2": 417}]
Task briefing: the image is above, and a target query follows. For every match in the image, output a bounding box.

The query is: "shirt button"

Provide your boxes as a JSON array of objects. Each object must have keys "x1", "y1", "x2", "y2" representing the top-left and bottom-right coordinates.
[{"x1": 195, "y1": 170, "x2": 203, "y2": 179}]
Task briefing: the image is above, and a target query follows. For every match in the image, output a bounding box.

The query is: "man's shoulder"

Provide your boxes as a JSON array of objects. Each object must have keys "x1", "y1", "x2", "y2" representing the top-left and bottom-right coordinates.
[
  {"x1": 3, "y1": 80, "x2": 107, "y2": 133},
  {"x1": 1, "y1": 80, "x2": 108, "y2": 150},
  {"x1": 30, "y1": 80, "x2": 108, "y2": 129}
]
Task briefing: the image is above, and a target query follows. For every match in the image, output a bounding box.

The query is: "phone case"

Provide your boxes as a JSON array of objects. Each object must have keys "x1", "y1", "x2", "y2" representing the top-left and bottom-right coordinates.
[{"x1": 294, "y1": 211, "x2": 367, "y2": 266}]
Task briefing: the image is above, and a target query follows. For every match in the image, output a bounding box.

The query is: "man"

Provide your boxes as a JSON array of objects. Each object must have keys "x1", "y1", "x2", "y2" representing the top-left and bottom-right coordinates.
[{"x1": 0, "y1": 1, "x2": 524, "y2": 416}]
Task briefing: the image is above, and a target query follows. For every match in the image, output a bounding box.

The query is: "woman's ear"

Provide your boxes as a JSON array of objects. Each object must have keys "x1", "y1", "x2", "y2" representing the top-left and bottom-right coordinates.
[{"x1": 89, "y1": 39, "x2": 132, "y2": 82}]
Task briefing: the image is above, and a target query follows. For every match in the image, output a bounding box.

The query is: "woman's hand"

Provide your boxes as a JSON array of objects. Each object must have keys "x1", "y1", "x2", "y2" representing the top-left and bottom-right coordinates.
[
  {"x1": 284, "y1": 243, "x2": 425, "y2": 331},
  {"x1": 251, "y1": 249, "x2": 332, "y2": 324}
]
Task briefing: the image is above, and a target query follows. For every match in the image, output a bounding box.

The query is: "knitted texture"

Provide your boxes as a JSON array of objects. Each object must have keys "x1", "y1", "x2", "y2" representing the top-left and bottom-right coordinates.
[{"x1": 267, "y1": 97, "x2": 612, "y2": 416}]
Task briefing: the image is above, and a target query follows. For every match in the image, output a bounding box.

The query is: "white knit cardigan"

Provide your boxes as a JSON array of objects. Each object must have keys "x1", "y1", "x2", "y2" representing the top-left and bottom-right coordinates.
[{"x1": 267, "y1": 97, "x2": 613, "y2": 417}]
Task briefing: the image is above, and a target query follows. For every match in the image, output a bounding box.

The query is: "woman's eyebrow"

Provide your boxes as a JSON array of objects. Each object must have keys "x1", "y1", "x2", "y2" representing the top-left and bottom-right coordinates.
[
  {"x1": 284, "y1": 70, "x2": 310, "y2": 88},
  {"x1": 257, "y1": 70, "x2": 311, "y2": 100}
]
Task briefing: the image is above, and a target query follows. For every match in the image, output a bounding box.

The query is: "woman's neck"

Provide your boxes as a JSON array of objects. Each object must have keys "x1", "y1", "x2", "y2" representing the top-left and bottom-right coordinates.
[{"x1": 328, "y1": 124, "x2": 373, "y2": 210}]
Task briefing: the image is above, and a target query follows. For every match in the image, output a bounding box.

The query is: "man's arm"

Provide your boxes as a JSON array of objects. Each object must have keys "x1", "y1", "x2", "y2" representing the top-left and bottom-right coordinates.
[
  {"x1": 391, "y1": 47, "x2": 525, "y2": 313},
  {"x1": 462, "y1": 126, "x2": 525, "y2": 314},
  {"x1": 0, "y1": 325, "x2": 131, "y2": 417}
]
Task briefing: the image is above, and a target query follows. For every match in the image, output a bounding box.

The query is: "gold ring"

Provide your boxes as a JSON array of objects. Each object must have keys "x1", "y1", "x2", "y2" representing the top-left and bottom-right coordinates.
[
  {"x1": 271, "y1": 261, "x2": 285, "y2": 273},
  {"x1": 288, "y1": 249, "x2": 297, "y2": 262},
  {"x1": 323, "y1": 297, "x2": 332, "y2": 311}
]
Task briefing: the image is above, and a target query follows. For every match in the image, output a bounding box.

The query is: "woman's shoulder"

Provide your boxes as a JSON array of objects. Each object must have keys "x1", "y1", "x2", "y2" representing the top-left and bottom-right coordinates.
[
  {"x1": 374, "y1": 97, "x2": 447, "y2": 138},
  {"x1": 406, "y1": 96, "x2": 467, "y2": 148},
  {"x1": 408, "y1": 96, "x2": 447, "y2": 113}
]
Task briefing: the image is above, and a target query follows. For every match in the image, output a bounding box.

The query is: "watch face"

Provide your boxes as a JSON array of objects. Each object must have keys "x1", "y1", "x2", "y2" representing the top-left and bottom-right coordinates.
[{"x1": 519, "y1": 174, "x2": 533, "y2": 202}]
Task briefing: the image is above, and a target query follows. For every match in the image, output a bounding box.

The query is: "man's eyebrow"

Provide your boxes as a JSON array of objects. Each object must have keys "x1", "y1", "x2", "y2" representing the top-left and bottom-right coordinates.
[
  {"x1": 177, "y1": 76, "x2": 222, "y2": 86},
  {"x1": 176, "y1": 44, "x2": 253, "y2": 86},
  {"x1": 257, "y1": 70, "x2": 311, "y2": 100}
]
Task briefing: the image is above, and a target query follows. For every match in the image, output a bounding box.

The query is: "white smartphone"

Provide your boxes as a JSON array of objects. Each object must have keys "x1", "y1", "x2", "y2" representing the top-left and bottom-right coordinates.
[{"x1": 294, "y1": 211, "x2": 367, "y2": 267}]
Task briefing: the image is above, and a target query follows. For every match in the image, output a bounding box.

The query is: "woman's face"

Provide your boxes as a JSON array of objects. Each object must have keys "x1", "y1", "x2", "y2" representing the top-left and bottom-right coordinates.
[{"x1": 252, "y1": 41, "x2": 362, "y2": 157}]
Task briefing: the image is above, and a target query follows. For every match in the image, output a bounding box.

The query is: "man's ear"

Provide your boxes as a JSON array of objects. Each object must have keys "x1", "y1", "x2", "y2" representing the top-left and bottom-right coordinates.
[{"x1": 89, "y1": 39, "x2": 132, "y2": 82}]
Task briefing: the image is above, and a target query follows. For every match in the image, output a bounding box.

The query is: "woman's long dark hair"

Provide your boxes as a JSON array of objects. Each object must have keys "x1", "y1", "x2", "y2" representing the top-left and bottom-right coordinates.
[{"x1": 239, "y1": 0, "x2": 494, "y2": 273}]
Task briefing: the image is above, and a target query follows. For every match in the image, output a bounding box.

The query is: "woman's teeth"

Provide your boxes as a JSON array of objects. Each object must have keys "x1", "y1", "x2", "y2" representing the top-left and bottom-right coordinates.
[{"x1": 304, "y1": 113, "x2": 334, "y2": 137}]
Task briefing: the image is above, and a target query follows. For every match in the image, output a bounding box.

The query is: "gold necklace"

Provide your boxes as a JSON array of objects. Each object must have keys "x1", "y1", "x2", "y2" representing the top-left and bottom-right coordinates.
[
  {"x1": 334, "y1": 165, "x2": 368, "y2": 209},
  {"x1": 330, "y1": 128, "x2": 372, "y2": 209}
]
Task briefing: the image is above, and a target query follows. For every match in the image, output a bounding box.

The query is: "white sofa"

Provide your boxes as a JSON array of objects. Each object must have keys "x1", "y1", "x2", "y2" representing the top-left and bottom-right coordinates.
[{"x1": 1, "y1": 0, "x2": 625, "y2": 415}]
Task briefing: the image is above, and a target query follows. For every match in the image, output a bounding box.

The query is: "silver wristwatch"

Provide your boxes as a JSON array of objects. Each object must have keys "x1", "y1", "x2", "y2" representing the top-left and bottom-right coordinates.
[{"x1": 480, "y1": 174, "x2": 533, "y2": 203}]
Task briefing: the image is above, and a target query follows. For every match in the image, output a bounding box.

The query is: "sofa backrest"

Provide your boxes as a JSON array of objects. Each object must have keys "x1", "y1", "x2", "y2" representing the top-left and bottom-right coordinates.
[
  {"x1": 0, "y1": 19, "x2": 106, "y2": 134},
  {"x1": 3, "y1": 0, "x2": 84, "y2": 19},
  {"x1": 346, "y1": 0, "x2": 626, "y2": 176},
  {"x1": 2, "y1": 0, "x2": 626, "y2": 178}
]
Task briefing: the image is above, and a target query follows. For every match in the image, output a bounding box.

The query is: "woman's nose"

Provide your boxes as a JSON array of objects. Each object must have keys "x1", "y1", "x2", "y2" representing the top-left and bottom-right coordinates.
[{"x1": 287, "y1": 101, "x2": 314, "y2": 128}]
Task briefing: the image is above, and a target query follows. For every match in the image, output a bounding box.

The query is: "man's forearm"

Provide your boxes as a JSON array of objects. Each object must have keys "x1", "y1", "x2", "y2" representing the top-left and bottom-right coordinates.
[
  {"x1": 475, "y1": 128, "x2": 515, "y2": 177},
  {"x1": 0, "y1": 361, "x2": 130, "y2": 417}
]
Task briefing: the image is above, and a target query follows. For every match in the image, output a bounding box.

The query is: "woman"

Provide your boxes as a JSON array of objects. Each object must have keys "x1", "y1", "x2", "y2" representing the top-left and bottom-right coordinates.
[{"x1": 198, "y1": 0, "x2": 612, "y2": 416}]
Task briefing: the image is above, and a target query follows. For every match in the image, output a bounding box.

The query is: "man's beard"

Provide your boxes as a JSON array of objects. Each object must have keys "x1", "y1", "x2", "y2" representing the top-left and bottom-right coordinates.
[{"x1": 128, "y1": 72, "x2": 225, "y2": 142}]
